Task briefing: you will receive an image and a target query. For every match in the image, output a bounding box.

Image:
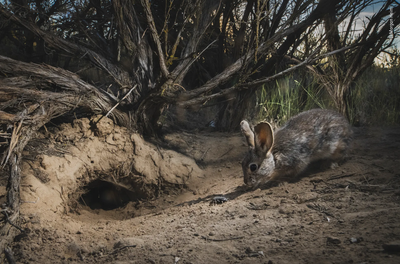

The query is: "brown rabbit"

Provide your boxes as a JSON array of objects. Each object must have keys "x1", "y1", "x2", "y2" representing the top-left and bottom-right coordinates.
[{"x1": 240, "y1": 109, "x2": 352, "y2": 188}]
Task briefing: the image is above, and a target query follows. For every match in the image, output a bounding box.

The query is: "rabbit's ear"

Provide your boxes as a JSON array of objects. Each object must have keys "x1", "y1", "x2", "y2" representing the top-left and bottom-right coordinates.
[
  {"x1": 240, "y1": 120, "x2": 255, "y2": 148},
  {"x1": 254, "y1": 122, "x2": 274, "y2": 153}
]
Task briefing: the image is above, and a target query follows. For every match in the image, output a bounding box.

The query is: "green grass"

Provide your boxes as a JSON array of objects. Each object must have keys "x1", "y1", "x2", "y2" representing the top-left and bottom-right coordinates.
[
  {"x1": 256, "y1": 72, "x2": 327, "y2": 127},
  {"x1": 347, "y1": 66, "x2": 400, "y2": 126},
  {"x1": 256, "y1": 66, "x2": 400, "y2": 127}
]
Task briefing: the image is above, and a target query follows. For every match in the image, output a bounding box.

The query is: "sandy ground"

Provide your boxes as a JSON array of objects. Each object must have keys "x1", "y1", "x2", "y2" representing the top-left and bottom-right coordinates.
[{"x1": 1, "y1": 119, "x2": 400, "y2": 264}]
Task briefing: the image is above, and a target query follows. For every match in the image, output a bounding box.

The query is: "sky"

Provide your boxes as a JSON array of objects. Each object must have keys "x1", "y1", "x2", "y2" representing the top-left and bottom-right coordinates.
[{"x1": 341, "y1": 0, "x2": 399, "y2": 54}]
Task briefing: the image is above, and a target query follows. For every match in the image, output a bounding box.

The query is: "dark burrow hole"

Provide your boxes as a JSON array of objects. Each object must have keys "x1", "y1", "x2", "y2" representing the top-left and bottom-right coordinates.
[{"x1": 79, "y1": 180, "x2": 138, "y2": 210}]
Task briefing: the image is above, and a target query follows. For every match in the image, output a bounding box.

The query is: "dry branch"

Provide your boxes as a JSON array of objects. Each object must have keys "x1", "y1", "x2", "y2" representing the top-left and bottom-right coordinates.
[
  {"x1": 4, "y1": 246, "x2": 16, "y2": 264},
  {"x1": 140, "y1": 0, "x2": 170, "y2": 78},
  {"x1": 0, "y1": 7, "x2": 133, "y2": 89},
  {"x1": 177, "y1": 44, "x2": 356, "y2": 107},
  {"x1": 177, "y1": 0, "x2": 342, "y2": 103},
  {"x1": 0, "y1": 111, "x2": 16, "y2": 123},
  {"x1": 169, "y1": 0, "x2": 222, "y2": 84},
  {"x1": 0, "y1": 55, "x2": 129, "y2": 126}
]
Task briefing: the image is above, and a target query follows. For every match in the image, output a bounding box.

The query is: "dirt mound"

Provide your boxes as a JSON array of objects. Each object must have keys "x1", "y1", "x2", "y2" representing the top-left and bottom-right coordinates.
[{"x1": 19, "y1": 116, "x2": 203, "y2": 220}]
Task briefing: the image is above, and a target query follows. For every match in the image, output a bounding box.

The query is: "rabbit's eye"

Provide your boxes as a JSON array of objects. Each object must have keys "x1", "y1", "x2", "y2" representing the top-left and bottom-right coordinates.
[{"x1": 249, "y1": 163, "x2": 258, "y2": 172}]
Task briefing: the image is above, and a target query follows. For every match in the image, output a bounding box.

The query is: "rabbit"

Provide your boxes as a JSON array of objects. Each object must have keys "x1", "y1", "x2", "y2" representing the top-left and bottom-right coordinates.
[{"x1": 240, "y1": 108, "x2": 352, "y2": 188}]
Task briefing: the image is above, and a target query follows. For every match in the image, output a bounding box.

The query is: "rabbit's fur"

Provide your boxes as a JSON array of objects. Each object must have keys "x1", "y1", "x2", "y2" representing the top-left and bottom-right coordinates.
[{"x1": 241, "y1": 109, "x2": 352, "y2": 188}]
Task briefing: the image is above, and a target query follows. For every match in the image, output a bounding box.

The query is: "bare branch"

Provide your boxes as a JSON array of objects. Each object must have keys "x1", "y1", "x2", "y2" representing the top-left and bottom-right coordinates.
[
  {"x1": 140, "y1": 0, "x2": 170, "y2": 78},
  {"x1": 170, "y1": 0, "x2": 222, "y2": 83},
  {"x1": 177, "y1": 44, "x2": 356, "y2": 107},
  {"x1": 0, "y1": 55, "x2": 129, "y2": 125},
  {"x1": 178, "y1": 0, "x2": 341, "y2": 102},
  {"x1": 0, "y1": 7, "x2": 133, "y2": 89}
]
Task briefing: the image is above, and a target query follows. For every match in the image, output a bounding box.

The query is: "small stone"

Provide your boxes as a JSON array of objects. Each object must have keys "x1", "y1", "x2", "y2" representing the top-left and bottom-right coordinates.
[
  {"x1": 326, "y1": 237, "x2": 341, "y2": 245},
  {"x1": 245, "y1": 247, "x2": 254, "y2": 254},
  {"x1": 350, "y1": 237, "x2": 363, "y2": 243}
]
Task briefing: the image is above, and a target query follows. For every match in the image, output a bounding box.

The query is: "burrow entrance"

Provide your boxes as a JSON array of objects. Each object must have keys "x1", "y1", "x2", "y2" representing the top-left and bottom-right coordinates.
[{"x1": 79, "y1": 180, "x2": 142, "y2": 211}]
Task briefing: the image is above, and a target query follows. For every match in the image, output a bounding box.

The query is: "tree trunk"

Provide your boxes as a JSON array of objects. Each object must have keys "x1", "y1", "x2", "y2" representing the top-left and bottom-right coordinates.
[
  {"x1": 216, "y1": 89, "x2": 253, "y2": 131},
  {"x1": 135, "y1": 96, "x2": 165, "y2": 137},
  {"x1": 331, "y1": 83, "x2": 350, "y2": 119}
]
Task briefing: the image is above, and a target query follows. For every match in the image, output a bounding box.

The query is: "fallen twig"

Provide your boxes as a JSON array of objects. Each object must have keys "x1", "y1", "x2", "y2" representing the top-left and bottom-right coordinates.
[
  {"x1": 21, "y1": 197, "x2": 39, "y2": 204},
  {"x1": 327, "y1": 173, "x2": 355, "y2": 181},
  {"x1": 108, "y1": 245, "x2": 137, "y2": 255},
  {"x1": 201, "y1": 235, "x2": 244, "y2": 242},
  {"x1": 93, "y1": 84, "x2": 138, "y2": 125},
  {"x1": 2, "y1": 120, "x2": 23, "y2": 167},
  {"x1": 2, "y1": 210, "x2": 25, "y2": 233},
  {"x1": 218, "y1": 147, "x2": 233, "y2": 159},
  {"x1": 4, "y1": 247, "x2": 16, "y2": 264},
  {"x1": 200, "y1": 148, "x2": 210, "y2": 161},
  {"x1": 156, "y1": 144, "x2": 164, "y2": 159},
  {"x1": 306, "y1": 203, "x2": 335, "y2": 218},
  {"x1": 105, "y1": 85, "x2": 137, "y2": 118}
]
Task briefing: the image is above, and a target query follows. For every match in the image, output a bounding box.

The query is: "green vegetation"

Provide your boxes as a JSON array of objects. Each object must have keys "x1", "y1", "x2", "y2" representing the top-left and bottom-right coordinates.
[
  {"x1": 347, "y1": 66, "x2": 400, "y2": 126},
  {"x1": 257, "y1": 65, "x2": 400, "y2": 127},
  {"x1": 256, "y1": 72, "x2": 327, "y2": 127}
]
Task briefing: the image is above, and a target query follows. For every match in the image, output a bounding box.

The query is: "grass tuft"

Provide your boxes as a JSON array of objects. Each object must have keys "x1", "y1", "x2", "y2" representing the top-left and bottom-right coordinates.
[
  {"x1": 256, "y1": 72, "x2": 327, "y2": 127},
  {"x1": 347, "y1": 66, "x2": 400, "y2": 126},
  {"x1": 256, "y1": 66, "x2": 400, "y2": 127}
]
